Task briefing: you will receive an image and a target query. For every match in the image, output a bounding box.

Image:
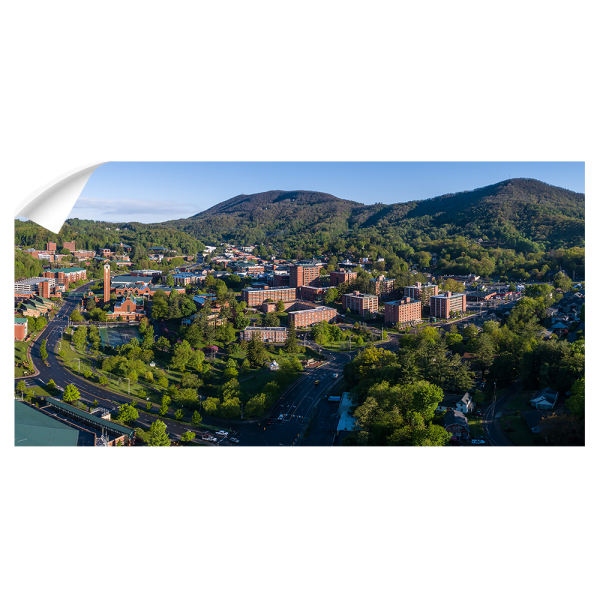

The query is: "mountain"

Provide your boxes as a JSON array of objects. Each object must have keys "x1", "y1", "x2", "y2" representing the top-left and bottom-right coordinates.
[
  {"x1": 166, "y1": 190, "x2": 361, "y2": 240},
  {"x1": 163, "y1": 179, "x2": 584, "y2": 250}
]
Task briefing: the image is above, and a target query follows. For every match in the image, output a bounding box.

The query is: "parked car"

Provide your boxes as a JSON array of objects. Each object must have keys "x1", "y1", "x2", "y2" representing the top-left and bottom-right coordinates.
[
  {"x1": 217, "y1": 430, "x2": 228, "y2": 437},
  {"x1": 230, "y1": 438, "x2": 239, "y2": 444},
  {"x1": 470, "y1": 439, "x2": 486, "y2": 445}
]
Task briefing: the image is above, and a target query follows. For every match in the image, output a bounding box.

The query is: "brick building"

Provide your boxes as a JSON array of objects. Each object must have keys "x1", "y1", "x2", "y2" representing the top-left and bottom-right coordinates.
[
  {"x1": 273, "y1": 273, "x2": 290, "y2": 287},
  {"x1": 73, "y1": 250, "x2": 95, "y2": 260},
  {"x1": 43, "y1": 267, "x2": 87, "y2": 285},
  {"x1": 298, "y1": 286, "x2": 332, "y2": 303},
  {"x1": 370, "y1": 275, "x2": 395, "y2": 298},
  {"x1": 261, "y1": 298, "x2": 298, "y2": 313},
  {"x1": 342, "y1": 291, "x2": 379, "y2": 316},
  {"x1": 106, "y1": 295, "x2": 145, "y2": 321},
  {"x1": 290, "y1": 263, "x2": 320, "y2": 288},
  {"x1": 14, "y1": 277, "x2": 62, "y2": 298},
  {"x1": 62, "y1": 241, "x2": 76, "y2": 252},
  {"x1": 46, "y1": 241, "x2": 57, "y2": 253},
  {"x1": 329, "y1": 269, "x2": 357, "y2": 287},
  {"x1": 288, "y1": 305, "x2": 337, "y2": 327},
  {"x1": 384, "y1": 297, "x2": 422, "y2": 325},
  {"x1": 240, "y1": 326, "x2": 288, "y2": 343},
  {"x1": 404, "y1": 282, "x2": 439, "y2": 306},
  {"x1": 430, "y1": 292, "x2": 467, "y2": 319},
  {"x1": 242, "y1": 286, "x2": 296, "y2": 308},
  {"x1": 15, "y1": 317, "x2": 28, "y2": 341}
]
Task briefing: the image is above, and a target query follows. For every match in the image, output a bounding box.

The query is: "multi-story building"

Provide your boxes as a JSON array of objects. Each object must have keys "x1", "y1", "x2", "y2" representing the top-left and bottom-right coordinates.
[
  {"x1": 73, "y1": 250, "x2": 95, "y2": 260},
  {"x1": 290, "y1": 262, "x2": 321, "y2": 288},
  {"x1": 287, "y1": 305, "x2": 337, "y2": 327},
  {"x1": 370, "y1": 275, "x2": 395, "y2": 298},
  {"x1": 329, "y1": 269, "x2": 357, "y2": 287},
  {"x1": 430, "y1": 292, "x2": 467, "y2": 319},
  {"x1": 241, "y1": 286, "x2": 296, "y2": 308},
  {"x1": 403, "y1": 282, "x2": 439, "y2": 306},
  {"x1": 14, "y1": 277, "x2": 62, "y2": 298},
  {"x1": 273, "y1": 272, "x2": 290, "y2": 287},
  {"x1": 46, "y1": 241, "x2": 57, "y2": 253},
  {"x1": 62, "y1": 241, "x2": 76, "y2": 252},
  {"x1": 298, "y1": 286, "x2": 332, "y2": 303},
  {"x1": 261, "y1": 298, "x2": 299, "y2": 313},
  {"x1": 106, "y1": 294, "x2": 145, "y2": 321},
  {"x1": 342, "y1": 291, "x2": 379, "y2": 316},
  {"x1": 43, "y1": 267, "x2": 87, "y2": 285},
  {"x1": 240, "y1": 326, "x2": 288, "y2": 343},
  {"x1": 384, "y1": 297, "x2": 422, "y2": 325},
  {"x1": 15, "y1": 317, "x2": 28, "y2": 341}
]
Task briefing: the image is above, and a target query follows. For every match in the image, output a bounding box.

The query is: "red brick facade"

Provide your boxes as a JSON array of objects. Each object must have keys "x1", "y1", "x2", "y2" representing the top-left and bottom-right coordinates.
[
  {"x1": 342, "y1": 291, "x2": 378, "y2": 316},
  {"x1": 329, "y1": 270, "x2": 357, "y2": 286},
  {"x1": 384, "y1": 297, "x2": 422, "y2": 325},
  {"x1": 290, "y1": 264, "x2": 320, "y2": 288},
  {"x1": 430, "y1": 292, "x2": 467, "y2": 319},
  {"x1": 288, "y1": 305, "x2": 337, "y2": 327},
  {"x1": 242, "y1": 286, "x2": 296, "y2": 307}
]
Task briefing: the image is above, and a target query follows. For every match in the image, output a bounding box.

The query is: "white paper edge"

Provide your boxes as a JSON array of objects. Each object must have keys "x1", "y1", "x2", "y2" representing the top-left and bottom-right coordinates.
[{"x1": 14, "y1": 162, "x2": 107, "y2": 234}]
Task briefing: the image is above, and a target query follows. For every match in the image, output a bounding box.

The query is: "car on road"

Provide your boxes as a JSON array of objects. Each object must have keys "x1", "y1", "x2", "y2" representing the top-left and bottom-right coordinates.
[
  {"x1": 216, "y1": 430, "x2": 228, "y2": 436},
  {"x1": 332, "y1": 373, "x2": 339, "y2": 378},
  {"x1": 470, "y1": 438, "x2": 486, "y2": 445},
  {"x1": 314, "y1": 380, "x2": 320, "y2": 385},
  {"x1": 230, "y1": 438, "x2": 240, "y2": 444},
  {"x1": 277, "y1": 414, "x2": 284, "y2": 421}
]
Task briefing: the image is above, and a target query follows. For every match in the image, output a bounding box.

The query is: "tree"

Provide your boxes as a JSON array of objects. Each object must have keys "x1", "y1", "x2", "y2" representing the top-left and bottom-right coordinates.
[
  {"x1": 16, "y1": 380, "x2": 26, "y2": 395},
  {"x1": 166, "y1": 274, "x2": 175, "y2": 287},
  {"x1": 324, "y1": 287, "x2": 338, "y2": 304},
  {"x1": 170, "y1": 340, "x2": 194, "y2": 372},
  {"x1": 276, "y1": 299, "x2": 285, "y2": 312},
  {"x1": 155, "y1": 336, "x2": 171, "y2": 352},
  {"x1": 151, "y1": 290, "x2": 169, "y2": 320},
  {"x1": 181, "y1": 431, "x2": 196, "y2": 443},
  {"x1": 99, "y1": 375, "x2": 109, "y2": 386},
  {"x1": 63, "y1": 384, "x2": 80, "y2": 403},
  {"x1": 158, "y1": 376, "x2": 169, "y2": 389},
  {"x1": 264, "y1": 312, "x2": 280, "y2": 327},
  {"x1": 147, "y1": 420, "x2": 171, "y2": 446},
  {"x1": 174, "y1": 409, "x2": 184, "y2": 420},
  {"x1": 118, "y1": 403, "x2": 139, "y2": 424},
  {"x1": 284, "y1": 321, "x2": 298, "y2": 354},
  {"x1": 146, "y1": 401, "x2": 153, "y2": 411},
  {"x1": 247, "y1": 333, "x2": 268, "y2": 367},
  {"x1": 47, "y1": 379, "x2": 56, "y2": 390},
  {"x1": 567, "y1": 378, "x2": 584, "y2": 420},
  {"x1": 191, "y1": 410, "x2": 202, "y2": 427},
  {"x1": 70, "y1": 309, "x2": 84, "y2": 322}
]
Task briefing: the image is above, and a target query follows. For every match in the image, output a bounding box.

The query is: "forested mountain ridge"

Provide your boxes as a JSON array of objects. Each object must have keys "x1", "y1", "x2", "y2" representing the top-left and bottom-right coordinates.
[
  {"x1": 167, "y1": 190, "x2": 361, "y2": 240},
  {"x1": 163, "y1": 179, "x2": 584, "y2": 250}
]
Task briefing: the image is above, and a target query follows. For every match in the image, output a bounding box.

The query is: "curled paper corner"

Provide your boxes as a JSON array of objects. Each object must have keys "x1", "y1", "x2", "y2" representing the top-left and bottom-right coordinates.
[{"x1": 14, "y1": 162, "x2": 108, "y2": 234}]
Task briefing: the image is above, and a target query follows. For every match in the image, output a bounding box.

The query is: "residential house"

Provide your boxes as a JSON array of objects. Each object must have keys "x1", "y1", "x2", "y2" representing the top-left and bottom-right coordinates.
[
  {"x1": 443, "y1": 409, "x2": 470, "y2": 440},
  {"x1": 436, "y1": 392, "x2": 475, "y2": 414},
  {"x1": 530, "y1": 387, "x2": 558, "y2": 410}
]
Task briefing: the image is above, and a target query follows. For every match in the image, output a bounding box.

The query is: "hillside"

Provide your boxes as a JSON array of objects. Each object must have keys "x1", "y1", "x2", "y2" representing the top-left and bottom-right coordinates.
[
  {"x1": 165, "y1": 190, "x2": 361, "y2": 241},
  {"x1": 163, "y1": 179, "x2": 584, "y2": 250}
]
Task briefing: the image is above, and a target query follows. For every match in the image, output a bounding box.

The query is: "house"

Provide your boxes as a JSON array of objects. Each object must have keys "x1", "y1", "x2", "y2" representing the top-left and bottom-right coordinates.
[
  {"x1": 443, "y1": 409, "x2": 470, "y2": 440},
  {"x1": 523, "y1": 410, "x2": 544, "y2": 434},
  {"x1": 530, "y1": 387, "x2": 558, "y2": 410},
  {"x1": 436, "y1": 392, "x2": 475, "y2": 414}
]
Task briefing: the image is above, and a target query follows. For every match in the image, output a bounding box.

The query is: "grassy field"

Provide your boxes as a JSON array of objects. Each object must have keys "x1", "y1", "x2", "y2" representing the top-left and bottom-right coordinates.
[
  {"x1": 467, "y1": 415, "x2": 485, "y2": 437},
  {"x1": 15, "y1": 340, "x2": 32, "y2": 377},
  {"x1": 500, "y1": 414, "x2": 540, "y2": 446}
]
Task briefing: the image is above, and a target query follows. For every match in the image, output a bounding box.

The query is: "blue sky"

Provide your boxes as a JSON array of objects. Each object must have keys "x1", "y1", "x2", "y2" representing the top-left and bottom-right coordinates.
[{"x1": 69, "y1": 161, "x2": 585, "y2": 223}]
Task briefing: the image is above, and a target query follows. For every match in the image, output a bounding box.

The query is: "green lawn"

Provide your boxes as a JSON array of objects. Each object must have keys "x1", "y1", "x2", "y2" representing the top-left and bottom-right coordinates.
[
  {"x1": 15, "y1": 340, "x2": 32, "y2": 377},
  {"x1": 500, "y1": 414, "x2": 540, "y2": 446},
  {"x1": 506, "y1": 392, "x2": 535, "y2": 412},
  {"x1": 467, "y1": 415, "x2": 485, "y2": 437}
]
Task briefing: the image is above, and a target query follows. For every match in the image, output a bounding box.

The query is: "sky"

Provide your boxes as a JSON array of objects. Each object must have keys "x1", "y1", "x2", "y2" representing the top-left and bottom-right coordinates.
[{"x1": 69, "y1": 161, "x2": 585, "y2": 223}]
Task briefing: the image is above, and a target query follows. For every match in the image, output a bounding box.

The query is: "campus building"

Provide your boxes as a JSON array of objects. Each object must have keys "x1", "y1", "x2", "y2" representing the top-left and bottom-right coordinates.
[
  {"x1": 384, "y1": 297, "x2": 422, "y2": 325},
  {"x1": 261, "y1": 298, "x2": 298, "y2": 313},
  {"x1": 241, "y1": 286, "x2": 296, "y2": 308},
  {"x1": 329, "y1": 269, "x2": 357, "y2": 287},
  {"x1": 370, "y1": 275, "x2": 395, "y2": 298},
  {"x1": 240, "y1": 326, "x2": 288, "y2": 343},
  {"x1": 287, "y1": 305, "x2": 337, "y2": 328},
  {"x1": 403, "y1": 282, "x2": 439, "y2": 306},
  {"x1": 290, "y1": 262, "x2": 320, "y2": 288},
  {"x1": 62, "y1": 241, "x2": 76, "y2": 252},
  {"x1": 297, "y1": 285, "x2": 332, "y2": 303},
  {"x1": 14, "y1": 277, "x2": 62, "y2": 298},
  {"x1": 342, "y1": 291, "x2": 379, "y2": 316},
  {"x1": 430, "y1": 292, "x2": 467, "y2": 319},
  {"x1": 273, "y1": 273, "x2": 290, "y2": 287},
  {"x1": 15, "y1": 317, "x2": 28, "y2": 341},
  {"x1": 46, "y1": 241, "x2": 57, "y2": 253},
  {"x1": 43, "y1": 266, "x2": 87, "y2": 285},
  {"x1": 106, "y1": 294, "x2": 145, "y2": 321}
]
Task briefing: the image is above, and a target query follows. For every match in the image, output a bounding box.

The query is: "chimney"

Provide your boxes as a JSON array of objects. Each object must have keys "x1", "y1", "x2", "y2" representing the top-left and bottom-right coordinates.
[{"x1": 446, "y1": 291, "x2": 452, "y2": 297}]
